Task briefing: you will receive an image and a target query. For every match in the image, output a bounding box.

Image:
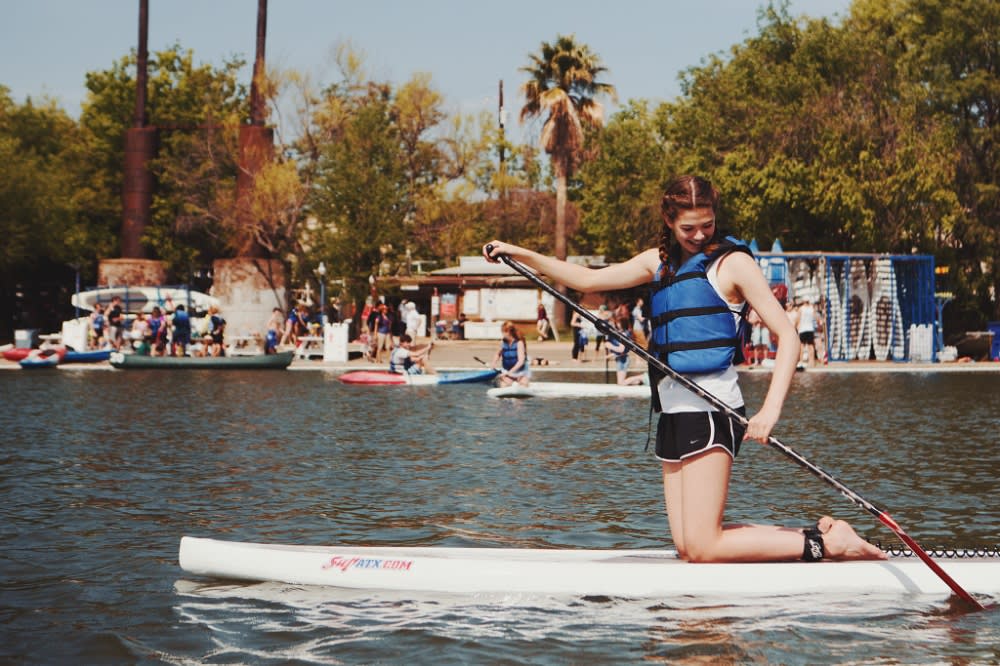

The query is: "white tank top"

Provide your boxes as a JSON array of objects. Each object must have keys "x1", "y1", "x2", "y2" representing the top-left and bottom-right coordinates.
[
  {"x1": 797, "y1": 303, "x2": 816, "y2": 334},
  {"x1": 656, "y1": 256, "x2": 745, "y2": 413}
]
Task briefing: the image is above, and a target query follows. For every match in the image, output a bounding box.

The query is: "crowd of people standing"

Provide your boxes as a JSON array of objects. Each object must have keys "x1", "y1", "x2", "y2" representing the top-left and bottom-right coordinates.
[{"x1": 86, "y1": 296, "x2": 225, "y2": 358}]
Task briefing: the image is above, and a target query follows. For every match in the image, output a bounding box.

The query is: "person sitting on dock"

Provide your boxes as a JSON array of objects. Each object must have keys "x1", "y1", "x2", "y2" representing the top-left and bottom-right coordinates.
[{"x1": 389, "y1": 334, "x2": 435, "y2": 375}]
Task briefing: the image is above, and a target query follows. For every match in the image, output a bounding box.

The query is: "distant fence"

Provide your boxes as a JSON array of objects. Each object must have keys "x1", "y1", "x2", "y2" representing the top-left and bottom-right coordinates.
[{"x1": 755, "y1": 253, "x2": 936, "y2": 362}]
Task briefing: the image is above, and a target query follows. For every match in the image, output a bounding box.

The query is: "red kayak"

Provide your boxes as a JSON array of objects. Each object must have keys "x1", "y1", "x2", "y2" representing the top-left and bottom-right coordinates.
[{"x1": 2, "y1": 348, "x2": 31, "y2": 362}]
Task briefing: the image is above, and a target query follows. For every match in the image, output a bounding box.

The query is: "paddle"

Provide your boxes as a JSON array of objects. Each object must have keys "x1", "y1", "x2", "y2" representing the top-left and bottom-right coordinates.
[{"x1": 486, "y1": 245, "x2": 985, "y2": 610}]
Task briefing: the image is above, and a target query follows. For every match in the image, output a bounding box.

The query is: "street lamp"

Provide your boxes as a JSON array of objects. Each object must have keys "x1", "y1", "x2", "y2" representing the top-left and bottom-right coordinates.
[{"x1": 316, "y1": 261, "x2": 327, "y2": 325}]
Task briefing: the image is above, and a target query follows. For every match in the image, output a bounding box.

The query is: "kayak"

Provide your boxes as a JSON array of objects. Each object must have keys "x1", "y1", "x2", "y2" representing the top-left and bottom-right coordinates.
[
  {"x1": 339, "y1": 369, "x2": 499, "y2": 385},
  {"x1": 2, "y1": 348, "x2": 31, "y2": 362},
  {"x1": 63, "y1": 349, "x2": 113, "y2": 363},
  {"x1": 17, "y1": 347, "x2": 67, "y2": 369},
  {"x1": 488, "y1": 382, "x2": 650, "y2": 399},
  {"x1": 178, "y1": 536, "x2": 1000, "y2": 599},
  {"x1": 109, "y1": 350, "x2": 294, "y2": 370}
]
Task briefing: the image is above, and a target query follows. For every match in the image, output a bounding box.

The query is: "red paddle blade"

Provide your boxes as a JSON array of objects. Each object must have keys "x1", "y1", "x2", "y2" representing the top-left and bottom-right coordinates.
[{"x1": 878, "y1": 512, "x2": 984, "y2": 610}]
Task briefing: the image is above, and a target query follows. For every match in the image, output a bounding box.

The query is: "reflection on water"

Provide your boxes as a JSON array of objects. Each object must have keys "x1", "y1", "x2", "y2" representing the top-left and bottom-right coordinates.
[{"x1": 1, "y1": 368, "x2": 999, "y2": 663}]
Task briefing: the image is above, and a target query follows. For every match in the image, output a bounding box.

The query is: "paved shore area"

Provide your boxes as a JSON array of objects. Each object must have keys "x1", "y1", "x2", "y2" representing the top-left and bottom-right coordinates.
[
  {"x1": 291, "y1": 338, "x2": 1000, "y2": 374},
  {"x1": 3, "y1": 337, "x2": 997, "y2": 373}
]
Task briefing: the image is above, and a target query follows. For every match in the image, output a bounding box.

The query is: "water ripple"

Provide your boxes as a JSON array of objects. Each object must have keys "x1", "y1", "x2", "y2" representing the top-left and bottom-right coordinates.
[{"x1": 1, "y1": 369, "x2": 998, "y2": 663}]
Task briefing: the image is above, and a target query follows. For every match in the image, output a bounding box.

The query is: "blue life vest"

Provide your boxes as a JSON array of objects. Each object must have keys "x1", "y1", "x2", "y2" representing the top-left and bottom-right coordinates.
[
  {"x1": 648, "y1": 237, "x2": 752, "y2": 375},
  {"x1": 173, "y1": 310, "x2": 191, "y2": 334},
  {"x1": 389, "y1": 347, "x2": 413, "y2": 374},
  {"x1": 500, "y1": 339, "x2": 523, "y2": 370}
]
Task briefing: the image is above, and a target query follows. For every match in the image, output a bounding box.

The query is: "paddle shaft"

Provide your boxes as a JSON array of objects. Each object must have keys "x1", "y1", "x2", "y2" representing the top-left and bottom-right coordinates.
[{"x1": 488, "y1": 246, "x2": 984, "y2": 609}]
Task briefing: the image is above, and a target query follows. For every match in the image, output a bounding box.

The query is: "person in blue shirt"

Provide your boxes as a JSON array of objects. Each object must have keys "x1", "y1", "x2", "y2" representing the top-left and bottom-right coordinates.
[
  {"x1": 171, "y1": 304, "x2": 191, "y2": 357},
  {"x1": 484, "y1": 174, "x2": 884, "y2": 564}
]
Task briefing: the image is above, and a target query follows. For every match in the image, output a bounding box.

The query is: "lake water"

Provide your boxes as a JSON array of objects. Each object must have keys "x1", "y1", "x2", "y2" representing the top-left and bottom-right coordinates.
[{"x1": 2, "y1": 367, "x2": 999, "y2": 664}]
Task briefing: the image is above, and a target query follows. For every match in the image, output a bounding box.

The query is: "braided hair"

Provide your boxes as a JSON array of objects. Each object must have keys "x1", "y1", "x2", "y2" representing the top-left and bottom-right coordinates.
[{"x1": 658, "y1": 175, "x2": 723, "y2": 277}]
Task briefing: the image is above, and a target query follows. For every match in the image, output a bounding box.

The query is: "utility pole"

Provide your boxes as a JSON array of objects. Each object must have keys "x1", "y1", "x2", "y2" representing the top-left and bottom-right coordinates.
[
  {"x1": 121, "y1": 0, "x2": 157, "y2": 259},
  {"x1": 498, "y1": 79, "x2": 506, "y2": 198}
]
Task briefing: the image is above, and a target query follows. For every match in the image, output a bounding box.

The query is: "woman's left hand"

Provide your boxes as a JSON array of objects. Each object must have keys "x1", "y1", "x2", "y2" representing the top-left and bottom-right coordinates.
[{"x1": 743, "y1": 405, "x2": 781, "y2": 444}]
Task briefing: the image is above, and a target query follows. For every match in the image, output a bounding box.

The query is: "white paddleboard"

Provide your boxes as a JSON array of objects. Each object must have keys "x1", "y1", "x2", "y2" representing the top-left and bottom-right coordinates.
[
  {"x1": 488, "y1": 382, "x2": 650, "y2": 399},
  {"x1": 179, "y1": 536, "x2": 1000, "y2": 599}
]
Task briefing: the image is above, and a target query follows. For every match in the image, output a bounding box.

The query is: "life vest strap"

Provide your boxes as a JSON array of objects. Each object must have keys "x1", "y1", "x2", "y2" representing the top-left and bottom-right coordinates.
[
  {"x1": 650, "y1": 305, "x2": 731, "y2": 326},
  {"x1": 651, "y1": 336, "x2": 740, "y2": 354}
]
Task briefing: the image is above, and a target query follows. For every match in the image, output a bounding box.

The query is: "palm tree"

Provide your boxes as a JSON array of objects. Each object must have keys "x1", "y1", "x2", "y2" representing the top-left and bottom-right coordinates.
[{"x1": 520, "y1": 35, "x2": 616, "y2": 323}]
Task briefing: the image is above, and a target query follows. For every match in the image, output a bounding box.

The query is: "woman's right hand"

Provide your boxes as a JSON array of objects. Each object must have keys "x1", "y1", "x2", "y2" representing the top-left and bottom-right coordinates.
[{"x1": 483, "y1": 241, "x2": 517, "y2": 263}]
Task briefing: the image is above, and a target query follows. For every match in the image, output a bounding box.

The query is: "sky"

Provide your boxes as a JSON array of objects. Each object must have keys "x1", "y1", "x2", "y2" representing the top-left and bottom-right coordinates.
[{"x1": 2, "y1": 0, "x2": 852, "y2": 140}]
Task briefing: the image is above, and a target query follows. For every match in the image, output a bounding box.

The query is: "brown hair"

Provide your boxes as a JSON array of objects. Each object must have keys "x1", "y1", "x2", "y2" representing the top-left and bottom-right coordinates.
[
  {"x1": 501, "y1": 321, "x2": 524, "y2": 342},
  {"x1": 658, "y1": 175, "x2": 723, "y2": 271}
]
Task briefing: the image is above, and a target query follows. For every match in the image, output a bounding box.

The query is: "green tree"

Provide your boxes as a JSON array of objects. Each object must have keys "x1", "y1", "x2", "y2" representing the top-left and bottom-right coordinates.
[
  {"x1": 412, "y1": 110, "x2": 548, "y2": 265},
  {"x1": 881, "y1": 0, "x2": 1000, "y2": 323},
  {"x1": 79, "y1": 44, "x2": 249, "y2": 278},
  {"x1": 658, "y1": 3, "x2": 957, "y2": 257},
  {"x1": 306, "y1": 71, "x2": 410, "y2": 317},
  {"x1": 577, "y1": 100, "x2": 672, "y2": 260},
  {"x1": 520, "y1": 35, "x2": 616, "y2": 322},
  {"x1": 0, "y1": 88, "x2": 100, "y2": 337}
]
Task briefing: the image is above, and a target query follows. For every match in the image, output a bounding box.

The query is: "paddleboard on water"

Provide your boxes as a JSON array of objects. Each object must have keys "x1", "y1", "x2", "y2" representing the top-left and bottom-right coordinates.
[
  {"x1": 178, "y1": 536, "x2": 1000, "y2": 599},
  {"x1": 339, "y1": 369, "x2": 499, "y2": 386},
  {"x1": 488, "y1": 382, "x2": 650, "y2": 399},
  {"x1": 847, "y1": 259, "x2": 871, "y2": 360}
]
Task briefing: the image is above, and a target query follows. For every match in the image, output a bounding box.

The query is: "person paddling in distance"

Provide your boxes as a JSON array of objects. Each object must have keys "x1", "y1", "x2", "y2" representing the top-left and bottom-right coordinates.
[
  {"x1": 490, "y1": 321, "x2": 531, "y2": 387},
  {"x1": 484, "y1": 174, "x2": 885, "y2": 563},
  {"x1": 389, "y1": 333, "x2": 435, "y2": 375}
]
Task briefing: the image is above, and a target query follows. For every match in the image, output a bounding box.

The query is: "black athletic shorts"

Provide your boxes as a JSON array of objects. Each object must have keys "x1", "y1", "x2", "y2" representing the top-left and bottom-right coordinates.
[
  {"x1": 799, "y1": 331, "x2": 815, "y2": 345},
  {"x1": 654, "y1": 406, "x2": 747, "y2": 463}
]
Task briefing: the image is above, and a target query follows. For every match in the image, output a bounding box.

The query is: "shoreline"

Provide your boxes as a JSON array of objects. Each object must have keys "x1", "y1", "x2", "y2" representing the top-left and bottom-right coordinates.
[{"x1": 3, "y1": 338, "x2": 998, "y2": 373}]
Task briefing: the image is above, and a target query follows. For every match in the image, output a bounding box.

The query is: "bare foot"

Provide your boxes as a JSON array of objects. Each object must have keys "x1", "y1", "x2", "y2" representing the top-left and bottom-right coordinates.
[{"x1": 817, "y1": 515, "x2": 888, "y2": 560}]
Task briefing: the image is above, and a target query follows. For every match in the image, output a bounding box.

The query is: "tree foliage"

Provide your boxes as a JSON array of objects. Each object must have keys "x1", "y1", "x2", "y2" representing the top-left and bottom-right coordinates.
[
  {"x1": 577, "y1": 100, "x2": 672, "y2": 260},
  {"x1": 520, "y1": 34, "x2": 617, "y2": 263},
  {"x1": 4, "y1": 0, "x2": 1000, "y2": 336},
  {"x1": 79, "y1": 45, "x2": 250, "y2": 277}
]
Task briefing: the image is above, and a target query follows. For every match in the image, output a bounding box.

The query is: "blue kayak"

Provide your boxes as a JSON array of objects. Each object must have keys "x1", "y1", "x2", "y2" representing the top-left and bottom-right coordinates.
[{"x1": 64, "y1": 349, "x2": 113, "y2": 363}]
